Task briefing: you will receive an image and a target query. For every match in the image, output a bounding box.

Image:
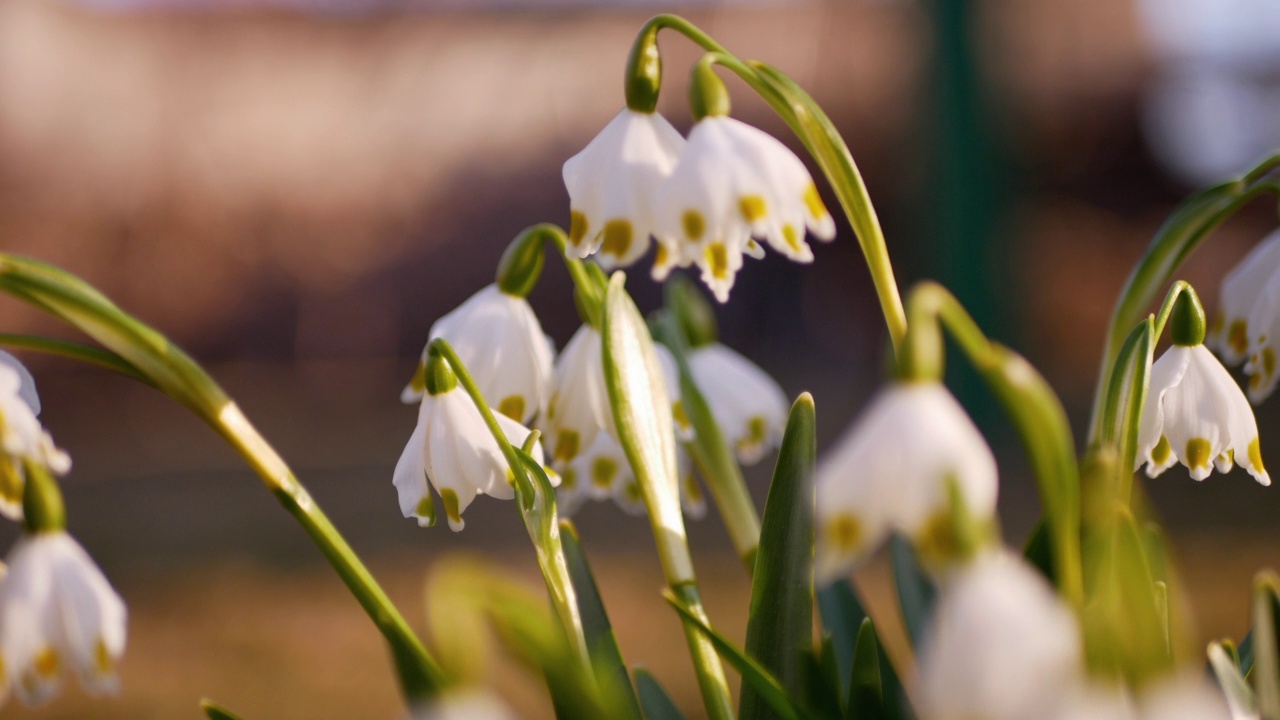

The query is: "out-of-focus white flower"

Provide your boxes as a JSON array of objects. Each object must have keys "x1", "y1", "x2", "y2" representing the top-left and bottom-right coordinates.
[
  {"x1": 814, "y1": 383, "x2": 997, "y2": 583},
  {"x1": 687, "y1": 343, "x2": 788, "y2": 466},
  {"x1": 1137, "y1": 344, "x2": 1269, "y2": 485},
  {"x1": 655, "y1": 116, "x2": 835, "y2": 302},
  {"x1": 0, "y1": 362, "x2": 69, "y2": 521},
  {"x1": 1051, "y1": 676, "x2": 1239, "y2": 720},
  {"x1": 410, "y1": 689, "x2": 518, "y2": 720},
  {"x1": 401, "y1": 285, "x2": 554, "y2": 425},
  {"x1": 562, "y1": 109, "x2": 684, "y2": 271},
  {"x1": 0, "y1": 352, "x2": 40, "y2": 417},
  {"x1": 394, "y1": 366, "x2": 551, "y2": 531},
  {"x1": 918, "y1": 552, "x2": 1083, "y2": 720},
  {"x1": 0, "y1": 531, "x2": 127, "y2": 706},
  {"x1": 1210, "y1": 229, "x2": 1280, "y2": 368}
]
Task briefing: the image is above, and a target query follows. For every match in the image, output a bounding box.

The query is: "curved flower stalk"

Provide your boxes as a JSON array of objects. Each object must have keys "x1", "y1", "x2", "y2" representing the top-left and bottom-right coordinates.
[
  {"x1": 401, "y1": 284, "x2": 554, "y2": 425},
  {"x1": 687, "y1": 342, "x2": 789, "y2": 466},
  {"x1": 563, "y1": 109, "x2": 685, "y2": 271},
  {"x1": 1136, "y1": 287, "x2": 1269, "y2": 485},
  {"x1": 814, "y1": 382, "x2": 998, "y2": 583},
  {"x1": 394, "y1": 344, "x2": 552, "y2": 531},
  {"x1": 918, "y1": 552, "x2": 1084, "y2": 720},
  {"x1": 0, "y1": 358, "x2": 70, "y2": 520},
  {"x1": 0, "y1": 531, "x2": 127, "y2": 705}
]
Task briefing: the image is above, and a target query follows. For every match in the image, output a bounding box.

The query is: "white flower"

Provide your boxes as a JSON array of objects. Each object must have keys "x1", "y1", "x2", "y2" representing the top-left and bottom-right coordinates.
[
  {"x1": 542, "y1": 325, "x2": 615, "y2": 468},
  {"x1": 401, "y1": 284, "x2": 554, "y2": 424},
  {"x1": 1136, "y1": 343, "x2": 1269, "y2": 485},
  {"x1": 394, "y1": 380, "x2": 551, "y2": 532},
  {"x1": 687, "y1": 343, "x2": 788, "y2": 465},
  {"x1": 0, "y1": 352, "x2": 40, "y2": 417},
  {"x1": 1210, "y1": 229, "x2": 1280, "y2": 370},
  {"x1": 0, "y1": 531, "x2": 127, "y2": 706},
  {"x1": 918, "y1": 552, "x2": 1083, "y2": 720},
  {"x1": 814, "y1": 382, "x2": 997, "y2": 583},
  {"x1": 655, "y1": 115, "x2": 835, "y2": 302},
  {"x1": 410, "y1": 689, "x2": 517, "y2": 720},
  {"x1": 1052, "y1": 677, "x2": 1238, "y2": 720},
  {"x1": 562, "y1": 109, "x2": 684, "y2": 270},
  {"x1": 0, "y1": 362, "x2": 70, "y2": 521}
]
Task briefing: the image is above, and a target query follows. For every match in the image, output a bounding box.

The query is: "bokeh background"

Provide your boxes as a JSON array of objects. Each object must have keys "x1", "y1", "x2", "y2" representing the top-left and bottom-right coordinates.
[{"x1": 2, "y1": 0, "x2": 1279, "y2": 717}]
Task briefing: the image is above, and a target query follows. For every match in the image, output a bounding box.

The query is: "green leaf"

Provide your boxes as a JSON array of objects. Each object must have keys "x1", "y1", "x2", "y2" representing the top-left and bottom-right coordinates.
[
  {"x1": 634, "y1": 668, "x2": 687, "y2": 720},
  {"x1": 1023, "y1": 520, "x2": 1056, "y2": 585},
  {"x1": 741, "y1": 393, "x2": 816, "y2": 720},
  {"x1": 561, "y1": 521, "x2": 643, "y2": 720},
  {"x1": 1252, "y1": 572, "x2": 1280, "y2": 717},
  {"x1": 817, "y1": 579, "x2": 867, "y2": 698},
  {"x1": 201, "y1": 699, "x2": 246, "y2": 720},
  {"x1": 664, "y1": 591, "x2": 813, "y2": 720},
  {"x1": 890, "y1": 536, "x2": 936, "y2": 649},
  {"x1": 848, "y1": 619, "x2": 886, "y2": 720},
  {"x1": 799, "y1": 640, "x2": 844, "y2": 719},
  {"x1": 1208, "y1": 641, "x2": 1257, "y2": 720}
]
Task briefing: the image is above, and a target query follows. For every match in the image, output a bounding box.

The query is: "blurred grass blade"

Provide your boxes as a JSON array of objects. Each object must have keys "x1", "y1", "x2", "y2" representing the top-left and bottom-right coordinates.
[
  {"x1": 890, "y1": 535, "x2": 936, "y2": 649},
  {"x1": 1209, "y1": 641, "x2": 1257, "y2": 720},
  {"x1": 561, "y1": 521, "x2": 643, "y2": 720},
  {"x1": 634, "y1": 668, "x2": 687, "y2": 720},
  {"x1": 741, "y1": 393, "x2": 816, "y2": 720},
  {"x1": 665, "y1": 590, "x2": 813, "y2": 720},
  {"x1": 817, "y1": 578, "x2": 867, "y2": 697},
  {"x1": 1241, "y1": 631, "x2": 1256, "y2": 677},
  {"x1": 848, "y1": 619, "x2": 886, "y2": 720},
  {"x1": 1253, "y1": 572, "x2": 1280, "y2": 717},
  {"x1": 201, "y1": 700, "x2": 246, "y2": 720}
]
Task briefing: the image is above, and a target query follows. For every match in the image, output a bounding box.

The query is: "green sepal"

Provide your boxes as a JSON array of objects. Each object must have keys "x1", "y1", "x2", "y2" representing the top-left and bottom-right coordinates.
[
  {"x1": 741, "y1": 393, "x2": 816, "y2": 720},
  {"x1": 423, "y1": 344, "x2": 458, "y2": 396},
  {"x1": 664, "y1": 590, "x2": 815, "y2": 720},
  {"x1": 1168, "y1": 284, "x2": 1206, "y2": 346},
  {"x1": 21, "y1": 460, "x2": 65, "y2": 534},
  {"x1": 561, "y1": 521, "x2": 643, "y2": 720},
  {"x1": 495, "y1": 227, "x2": 547, "y2": 298},
  {"x1": 664, "y1": 275, "x2": 718, "y2": 348},
  {"x1": 690, "y1": 55, "x2": 731, "y2": 121},
  {"x1": 634, "y1": 668, "x2": 687, "y2": 720},
  {"x1": 200, "y1": 699, "x2": 246, "y2": 720},
  {"x1": 624, "y1": 22, "x2": 662, "y2": 113},
  {"x1": 890, "y1": 535, "x2": 936, "y2": 650},
  {"x1": 848, "y1": 619, "x2": 886, "y2": 720}
]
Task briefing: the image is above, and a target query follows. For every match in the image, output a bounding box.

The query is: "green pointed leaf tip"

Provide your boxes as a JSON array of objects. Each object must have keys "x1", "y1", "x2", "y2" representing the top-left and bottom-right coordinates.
[
  {"x1": 664, "y1": 591, "x2": 810, "y2": 720},
  {"x1": 848, "y1": 619, "x2": 886, "y2": 719},
  {"x1": 817, "y1": 579, "x2": 867, "y2": 696},
  {"x1": 1252, "y1": 572, "x2": 1280, "y2": 718},
  {"x1": 634, "y1": 668, "x2": 688, "y2": 720},
  {"x1": 201, "y1": 700, "x2": 247, "y2": 720},
  {"x1": 742, "y1": 393, "x2": 816, "y2": 720}
]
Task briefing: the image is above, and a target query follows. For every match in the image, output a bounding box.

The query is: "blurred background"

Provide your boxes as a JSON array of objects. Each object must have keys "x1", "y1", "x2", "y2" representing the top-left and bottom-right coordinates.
[{"x1": 1, "y1": 0, "x2": 1279, "y2": 716}]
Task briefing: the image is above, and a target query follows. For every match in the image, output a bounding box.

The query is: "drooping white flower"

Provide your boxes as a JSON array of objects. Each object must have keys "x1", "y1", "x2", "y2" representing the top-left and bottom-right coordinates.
[
  {"x1": 0, "y1": 361, "x2": 70, "y2": 520},
  {"x1": 918, "y1": 552, "x2": 1084, "y2": 720},
  {"x1": 1136, "y1": 343, "x2": 1269, "y2": 485},
  {"x1": 401, "y1": 284, "x2": 554, "y2": 425},
  {"x1": 394, "y1": 369, "x2": 552, "y2": 531},
  {"x1": 1210, "y1": 229, "x2": 1280, "y2": 369},
  {"x1": 542, "y1": 325, "x2": 615, "y2": 468},
  {"x1": 0, "y1": 352, "x2": 40, "y2": 417},
  {"x1": 687, "y1": 343, "x2": 788, "y2": 466},
  {"x1": 655, "y1": 115, "x2": 836, "y2": 302},
  {"x1": 814, "y1": 382, "x2": 998, "y2": 583},
  {"x1": 0, "y1": 531, "x2": 127, "y2": 706},
  {"x1": 562, "y1": 109, "x2": 685, "y2": 270}
]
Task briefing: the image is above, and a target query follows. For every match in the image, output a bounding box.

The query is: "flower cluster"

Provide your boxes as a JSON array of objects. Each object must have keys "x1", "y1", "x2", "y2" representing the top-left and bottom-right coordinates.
[{"x1": 564, "y1": 108, "x2": 835, "y2": 303}]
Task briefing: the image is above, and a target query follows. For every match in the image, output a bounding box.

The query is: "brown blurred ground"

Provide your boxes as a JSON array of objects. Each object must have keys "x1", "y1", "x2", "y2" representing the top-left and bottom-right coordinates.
[{"x1": 2, "y1": 0, "x2": 1280, "y2": 717}]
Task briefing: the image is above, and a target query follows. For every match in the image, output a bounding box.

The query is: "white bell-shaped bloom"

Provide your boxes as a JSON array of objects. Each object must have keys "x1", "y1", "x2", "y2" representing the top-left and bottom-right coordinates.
[
  {"x1": 655, "y1": 116, "x2": 836, "y2": 302},
  {"x1": 394, "y1": 383, "x2": 551, "y2": 531},
  {"x1": 687, "y1": 343, "x2": 788, "y2": 466},
  {"x1": 0, "y1": 363, "x2": 70, "y2": 521},
  {"x1": 401, "y1": 285, "x2": 554, "y2": 424},
  {"x1": 1210, "y1": 229, "x2": 1280, "y2": 369},
  {"x1": 918, "y1": 552, "x2": 1084, "y2": 720},
  {"x1": 542, "y1": 325, "x2": 614, "y2": 468},
  {"x1": 1136, "y1": 344, "x2": 1269, "y2": 485},
  {"x1": 814, "y1": 382, "x2": 997, "y2": 584},
  {"x1": 0, "y1": 531, "x2": 127, "y2": 706},
  {"x1": 0, "y1": 352, "x2": 40, "y2": 417},
  {"x1": 562, "y1": 109, "x2": 684, "y2": 270}
]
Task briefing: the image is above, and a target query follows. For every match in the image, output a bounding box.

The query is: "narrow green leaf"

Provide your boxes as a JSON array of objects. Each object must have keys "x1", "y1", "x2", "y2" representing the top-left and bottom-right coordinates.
[
  {"x1": 890, "y1": 536, "x2": 936, "y2": 649},
  {"x1": 201, "y1": 699, "x2": 246, "y2": 720},
  {"x1": 561, "y1": 521, "x2": 643, "y2": 720},
  {"x1": 1209, "y1": 641, "x2": 1257, "y2": 720},
  {"x1": 741, "y1": 393, "x2": 816, "y2": 720},
  {"x1": 848, "y1": 619, "x2": 885, "y2": 720},
  {"x1": 1023, "y1": 520, "x2": 1056, "y2": 585},
  {"x1": 634, "y1": 668, "x2": 688, "y2": 720},
  {"x1": 664, "y1": 591, "x2": 813, "y2": 720},
  {"x1": 1253, "y1": 572, "x2": 1280, "y2": 717},
  {"x1": 1240, "y1": 631, "x2": 1256, "y2": 677},
  {"x1": 817, "y1": 578, "x2": 867, "y2": 698},
  {"x1": 876, "y1": 633, "x2": 913, "y2": 720},
  {"x1": 799, "y1": 641, "x2": 844, "y2": 720}
]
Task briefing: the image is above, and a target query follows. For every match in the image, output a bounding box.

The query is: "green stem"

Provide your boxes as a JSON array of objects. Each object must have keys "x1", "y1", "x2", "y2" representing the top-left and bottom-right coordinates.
[
  {"x1": 0, "y1": 334, "x2": 153, "y2": 386},
  {"x1": 1087, "y1": 160, "x2": 1280, "y2": 444},
  {"x1": 673, "y1": 582, "x2": 736, "y2": 720},
  {"x1": 629, "y1": 16, "x2": 908, "y2": 352},
  {"x1": 905, "y1": 282, "x2": 1084, "y2": 606},
  {"x1": 428, "y1": 338, "x2": 591, "y2": 672}
]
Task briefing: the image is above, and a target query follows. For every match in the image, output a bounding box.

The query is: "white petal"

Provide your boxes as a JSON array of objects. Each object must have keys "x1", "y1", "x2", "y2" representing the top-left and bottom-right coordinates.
[
  {"x1": 392, "y1": 414, "x2": 431, "y2": 526},
  {"x1": 688, "y1": 344, "x2": 789, "y2": 466},
  {"x1": 1138, "y1": 675, "x2": 1234, "y2": 720},
  {"x1": 1212, "y1": 228, "x2": 1280, "y2": 365},
  {"x1": 423, "y1": 395, "x2": 480, "y2": 532},
  {"x1": 542, "y1": 326, "x2": 613, "y2": 467},
  {"x1": 0, "y1": 353, "x2": 40, "y2": 417},
  {"x1": 1136, "y1": 345, "x2": 1191, "y2": 477},
  {"x1": 46, "y1": 535, "x2": 126, "y2": 695}
]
